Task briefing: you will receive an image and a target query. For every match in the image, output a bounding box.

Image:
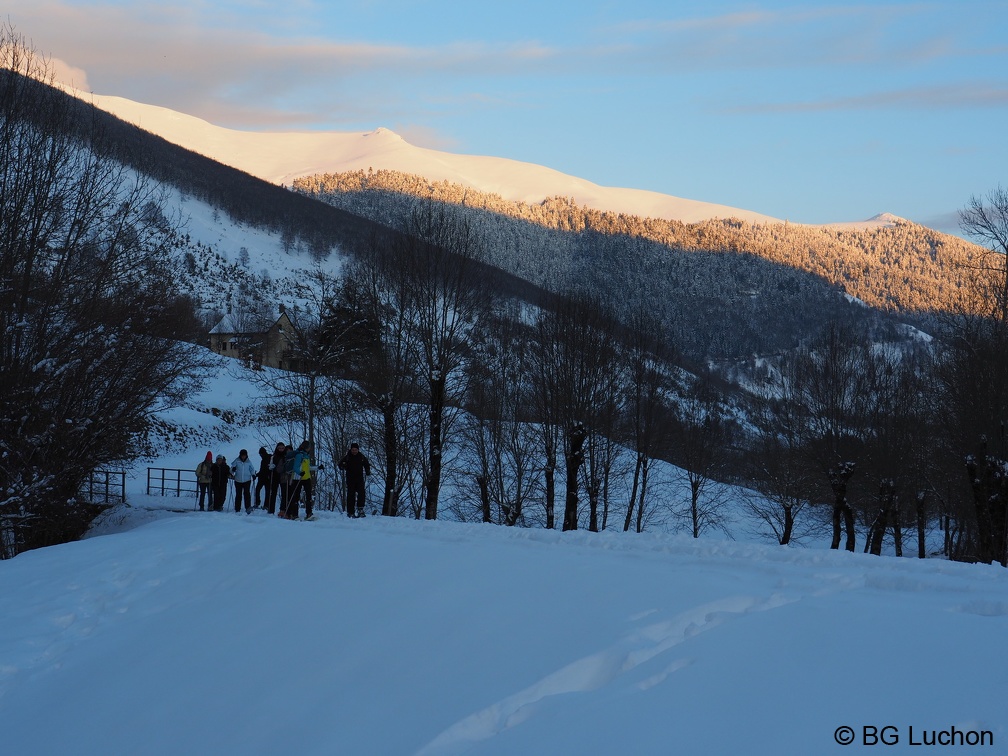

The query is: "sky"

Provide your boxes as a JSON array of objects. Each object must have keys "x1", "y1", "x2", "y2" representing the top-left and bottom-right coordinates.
[{"x1": 10, "y1": 1, "x2": 1008, "y2": 232}]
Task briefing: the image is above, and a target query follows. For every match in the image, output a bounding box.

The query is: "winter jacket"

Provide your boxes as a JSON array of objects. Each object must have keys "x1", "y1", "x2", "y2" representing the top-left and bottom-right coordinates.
[
  {"x1": 196, "y1": 460, "x2": 213, "y2": 485},
  {"x1": 211, "y1": 461, "x2": 231, "y2": 490},
  {"x1": 231, "y1": 456, "x2": 256, "y2": 484},
  {"x1": 338, "y1": 451, "x2": 371, "y2": 484},
  {"x1": 257, "y1": 448, "x2": 271, "y2": 480},
  {"x1": 269, "y1": 449, "x2": 286, "y2": 484}
]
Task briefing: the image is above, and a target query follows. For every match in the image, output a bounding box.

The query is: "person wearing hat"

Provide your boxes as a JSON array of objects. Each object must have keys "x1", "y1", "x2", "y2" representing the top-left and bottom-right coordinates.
[
  {"x1": 195, "y1": 451, "x2": 213, "y2": 511},
  {"x1": 210, "y1": 454, "x2": 231, "y2": 512},
  {"x1": 338, "y1": 443, "x2": 371, "y2": 518}
]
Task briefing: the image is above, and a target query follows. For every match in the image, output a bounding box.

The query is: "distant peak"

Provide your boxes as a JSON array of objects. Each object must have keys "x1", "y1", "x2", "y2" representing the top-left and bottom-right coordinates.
[
  {"x1": 868, "y1": 212, "x2": 908, "y2": 225},
  {"x1": 366, "y1": 127, "x2": 402, "y2": 140}
]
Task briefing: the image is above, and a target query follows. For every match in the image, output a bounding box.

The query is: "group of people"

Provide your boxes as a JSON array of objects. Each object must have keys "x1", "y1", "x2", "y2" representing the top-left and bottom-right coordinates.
[{"x1": 194, "y1": 441, "x2": 371, "y2": 520}]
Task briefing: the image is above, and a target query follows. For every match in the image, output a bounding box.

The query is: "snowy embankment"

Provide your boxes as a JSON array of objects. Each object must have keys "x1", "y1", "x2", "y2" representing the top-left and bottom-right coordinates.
[{"x1": 1, "y1": 509, "x2": 1005, "y2": 755}]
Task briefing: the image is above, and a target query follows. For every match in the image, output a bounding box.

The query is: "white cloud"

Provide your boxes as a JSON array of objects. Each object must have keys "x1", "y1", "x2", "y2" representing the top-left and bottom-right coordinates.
[{"x1": 50, "y1": 56, "x2": 90, "y2": 90}]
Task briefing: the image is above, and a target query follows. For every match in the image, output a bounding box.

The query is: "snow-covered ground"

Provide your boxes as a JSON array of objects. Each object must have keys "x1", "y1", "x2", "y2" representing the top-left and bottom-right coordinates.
[
  {"x1": 2, "y1": 350, "x2": 1007, "y2": 755},
  {"x1": 2, "y1": 496, "x2": 1005, "y2": 754}
]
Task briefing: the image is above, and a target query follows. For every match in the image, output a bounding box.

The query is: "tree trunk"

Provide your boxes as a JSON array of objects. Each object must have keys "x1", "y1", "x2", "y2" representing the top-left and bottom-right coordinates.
[
  {"x1": 892, "y1": 499, "x2": 903, "y2": 557},
  {"x1": 307, "y1": 373, "x2": 317, "y2": 447},
  {"x1": 476, "y1": 474, "x2": 491, "y2": 523},
  {"x1": 843, "y1": 504, "x2": 856, "y2": 552},
  {"x1": 588, "y1": 487, "x2": 599, "y2": 532},
  {"x1": 870, "y1": 480, "x2": 895, "y2": 556},
  {"x1": 563, "y1": 423, "x2": 586, "y2": 532},
  {"x1": 425, "y1": 375, "x2": 445, "y2": 521},
  {"x1": 828, "y1": 462, "x2": 856, "y2": 551},
  {"x1": 831, "y1": 505, "x2": 842, "y2": 550},
  {"x1": 869, "y1": 510, "x2": 887, "y2": 555},
  {"x1": 601, "y1": 463, "x2": 611, "y2": 531},
  {"x1": 781, "y1": 505, "x2": 794, "y2": 545},
  {"x1": 625, "y1": 453, "x2": 642, "y2": 532},
  {"x1": 382, "y1": 404, "x2": 398, "y2": 517},
  {"x1": 636, "y1": 458, "x2": 650, "y2": 533},
  {"x1": 544, "y1": 450, "x2": 555, "y2": 530},
  {"x1": 691, "y1": 477, "x2": 701, "y2": 539},
  {"x1": 916, "y1": 491, "x2": 927, "y2": 559}
]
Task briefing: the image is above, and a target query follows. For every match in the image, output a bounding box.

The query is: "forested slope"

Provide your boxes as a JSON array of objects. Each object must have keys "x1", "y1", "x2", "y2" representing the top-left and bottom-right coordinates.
[{"x1": 296, "y1": 170, "x2": 975, "y2": 359}]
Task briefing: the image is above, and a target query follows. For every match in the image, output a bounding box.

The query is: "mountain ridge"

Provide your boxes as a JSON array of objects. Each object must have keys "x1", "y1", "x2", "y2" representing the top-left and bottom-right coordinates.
[{"x1": 74, "y1": 87, "x2": 900, "y2": 230}]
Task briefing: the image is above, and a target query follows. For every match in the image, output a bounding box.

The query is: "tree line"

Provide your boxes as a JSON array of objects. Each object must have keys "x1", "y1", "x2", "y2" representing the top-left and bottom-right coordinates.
[{"x1": 233, "y1": 188, "x2": 1007, "y2": 566}]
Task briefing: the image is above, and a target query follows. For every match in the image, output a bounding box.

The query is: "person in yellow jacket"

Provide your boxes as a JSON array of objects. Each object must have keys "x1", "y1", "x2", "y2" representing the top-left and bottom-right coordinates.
[{"x1": 284, "y1": 441, "x2": 320, "y2": 520}]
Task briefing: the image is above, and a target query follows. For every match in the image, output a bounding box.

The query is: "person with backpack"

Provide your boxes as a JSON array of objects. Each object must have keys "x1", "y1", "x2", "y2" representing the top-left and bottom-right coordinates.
[
  {"x1": 284, "y1": 441, "x2": 317, "y2": 520},
  {"x1": 195, "y1": 451, "x2": 213, "y2": 511},
  {"x1": 230, "y1": 449, "x2": 256, "y2": 514},
  {"x1": 253, "y1": 447, "x2": 271, "y2": 509},
  {"x1": 210, "y1": 454, "x2": 230, "y2": 512},
  {"x1": 338, "y1": 442, "x2": 371, "y2": 518}
]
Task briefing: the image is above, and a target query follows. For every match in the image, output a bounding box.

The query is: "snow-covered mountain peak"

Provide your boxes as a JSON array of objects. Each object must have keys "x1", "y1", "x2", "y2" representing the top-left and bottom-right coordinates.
[
  {"x1": 869, "y1": 212, "x2": 909, "y2": 225},
  {"x1": 71, "y1": 87, "x2": 787, "y2": 225}
]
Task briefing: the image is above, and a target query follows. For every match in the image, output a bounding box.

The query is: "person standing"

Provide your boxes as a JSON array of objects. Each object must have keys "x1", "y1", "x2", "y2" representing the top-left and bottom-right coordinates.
[
  {"x1": 302, "y1": 441, "x2": 322, "y2": 520},
  {"x1": 286, "y1": 441, "x2": 313, "y2": 520},
  {"x1": 231, "y1": 449, "x2": 256, "y2": 514},
  {"x1": 280, "y1": 442, "x2": 297, "y2": 518},
  {"x1": 210, "y1": 454, "x2": 230, "y2": 512},
  {"x1": 195, "y1": 451, "x2": 213, "y2": 511},
  {"x1": 265, "y1": 442, "x2": 286, "y2": 515},
  {"x1": 338, "y1": 443, "x2": 371, "y2": 518},
  {"x1": 254, "y1": 447, "x2": 270, "y2": 509}
]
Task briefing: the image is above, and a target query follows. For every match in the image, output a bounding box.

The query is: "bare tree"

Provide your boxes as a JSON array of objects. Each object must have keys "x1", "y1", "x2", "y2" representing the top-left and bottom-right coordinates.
[
  {"x1": 463, "y1": 304, "x2": 539, "y2": 525},
  {"x1": 960, "y1": 186, "x2": 1008, "y2": 321},
  {"x1": 342, "y1": 246, "x2": 422, "y2": 517},
  {"x1": 621, "y1": 309, "x2": 676, "y2": 533},
  {"x1": 934, "y1": 188, "x2": 1008, "y2": 566},
  {"x1": 669, "y1": 376, "x2": 734, "y2": 538},
  {"x1": 744, "y1": 389, "x2": 818, "y2": 546},
  {"x1": 935, "y1": 310, "x2": 1008, "y2": 565},
  {"x1": 785, "y1": 320, "x2": 875, "y2": 551},
  {"x1": 534, "y1": 293, "x2": 620, "y2": 531},
  {"x1": 399, "y1": 201, "x2": 487, "y2": 520},
  {"x1": 0, "y1": 26, "x2": 206, "y2": 556}
]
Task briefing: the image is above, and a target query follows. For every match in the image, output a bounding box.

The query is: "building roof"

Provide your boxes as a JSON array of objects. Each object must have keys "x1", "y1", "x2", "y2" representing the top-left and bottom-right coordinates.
[{"x1": 209, "y1": 311, "x2": 290, "y2": 336}]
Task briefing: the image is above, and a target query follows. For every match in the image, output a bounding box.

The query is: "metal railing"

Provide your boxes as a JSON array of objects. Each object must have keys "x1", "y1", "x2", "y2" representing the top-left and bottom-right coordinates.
[
  {"x1": 82, "y1": 470, "x2": 126, "y2": 504},
  {"x1": 147, "y1": 467, "x2": 198, "y2": 497}
]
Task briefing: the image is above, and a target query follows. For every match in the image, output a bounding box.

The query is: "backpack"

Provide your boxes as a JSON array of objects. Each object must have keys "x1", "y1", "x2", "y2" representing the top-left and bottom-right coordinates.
[{"x1": 291, "y1": 450, "x2": 309, "y2": 481}]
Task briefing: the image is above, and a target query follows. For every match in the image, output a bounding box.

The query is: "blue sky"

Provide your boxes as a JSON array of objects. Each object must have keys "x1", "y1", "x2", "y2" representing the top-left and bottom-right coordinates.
[{"x1": 13, "y1": 1, "x2": 1008, "y2": 231}]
